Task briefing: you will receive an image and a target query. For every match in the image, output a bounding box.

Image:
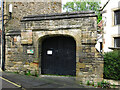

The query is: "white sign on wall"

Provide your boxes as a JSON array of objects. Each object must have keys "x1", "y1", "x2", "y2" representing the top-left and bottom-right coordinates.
[
  {"x1": 47, "y1": 50, "x2": 52, "y2": 55},
  {"x1": 27, "y1": 49, "x2": 34, "y2": 54}
]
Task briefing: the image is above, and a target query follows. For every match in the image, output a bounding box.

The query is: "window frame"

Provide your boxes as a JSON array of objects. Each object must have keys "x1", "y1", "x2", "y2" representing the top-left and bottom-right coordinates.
[
  {"x1": 114, "y1": 9, "x2": 120, "y2": 25},
  {"x1": 114, "y1": 37, "x2": 120, "y2": 47}
]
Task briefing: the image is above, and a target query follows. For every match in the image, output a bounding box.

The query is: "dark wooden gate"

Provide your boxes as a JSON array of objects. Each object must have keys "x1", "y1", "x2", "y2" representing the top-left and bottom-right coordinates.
[{"x1": 41, "y1": 36, "x2": 76, "y2": 76}]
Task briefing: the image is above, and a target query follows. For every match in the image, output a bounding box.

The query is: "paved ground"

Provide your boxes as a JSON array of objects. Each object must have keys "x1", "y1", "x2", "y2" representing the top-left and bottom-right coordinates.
[
  {"x1": 0, "y1": 71, "x2": 94, "y2": 89},
  {"x1": 2, "y1": 79, "x2": 18, "y2": 88},
  {"x1": 0, "y1": 72, "x2": 18, "y2": 89}
]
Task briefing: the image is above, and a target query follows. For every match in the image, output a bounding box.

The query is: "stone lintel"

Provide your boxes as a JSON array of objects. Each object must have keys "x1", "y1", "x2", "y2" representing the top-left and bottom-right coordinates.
[
  {"x1": 6, "y1": 30, "x2": 21, "y2": 36},
  {"x1": 82, "y1": 43, "x2": 96, "y2": 45}
]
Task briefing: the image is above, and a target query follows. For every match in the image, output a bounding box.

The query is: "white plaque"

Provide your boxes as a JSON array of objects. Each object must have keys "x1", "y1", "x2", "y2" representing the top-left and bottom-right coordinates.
[
  {"x1": 47, "y1": 50, "x2": 52, "y2": 55},
  {"x1": 27, "y1": 49, "x2": 34, "y2": 54}
]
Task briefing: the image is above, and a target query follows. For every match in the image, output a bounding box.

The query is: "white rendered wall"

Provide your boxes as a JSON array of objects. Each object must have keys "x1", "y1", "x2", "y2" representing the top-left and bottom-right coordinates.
[{"x1": 102, "y1": 0, "x2": 120, "y2": 52}]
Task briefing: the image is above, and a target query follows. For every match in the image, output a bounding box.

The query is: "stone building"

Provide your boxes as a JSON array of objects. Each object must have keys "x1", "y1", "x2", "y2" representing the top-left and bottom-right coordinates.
[{"x1": 4, "y1": 1, "x2": 103, "y2": 83}]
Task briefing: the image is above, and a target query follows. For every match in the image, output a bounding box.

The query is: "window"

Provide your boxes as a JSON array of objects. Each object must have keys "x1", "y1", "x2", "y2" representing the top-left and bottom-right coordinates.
[
  {"x1": 114, "y1": 37, "x2": 120, "y2": 47},
  {"x1": 114, "y1": 10, "x2": 120, "y2": 25}
]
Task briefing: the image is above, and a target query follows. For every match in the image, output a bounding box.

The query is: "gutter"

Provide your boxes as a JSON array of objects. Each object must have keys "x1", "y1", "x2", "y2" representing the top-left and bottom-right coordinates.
[
  {"x1": 99, "y1": 0, "x2": 110, "y2": 11},
  {"x1": 1, "y1": 0, "x2": 5, "y2": 71}
]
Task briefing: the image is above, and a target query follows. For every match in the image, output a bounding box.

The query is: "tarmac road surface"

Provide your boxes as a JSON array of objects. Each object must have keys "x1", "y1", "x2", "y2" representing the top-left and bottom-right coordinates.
[{"x1": 0, "y1": 71, "x2": 95, "y2": 89}]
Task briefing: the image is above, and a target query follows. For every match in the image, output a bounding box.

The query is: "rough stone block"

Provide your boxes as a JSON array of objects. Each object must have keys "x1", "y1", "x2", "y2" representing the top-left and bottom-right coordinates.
[
  {"x1": 21, "y1": 40, "x2": 28, "y2": 44},
  {"x1": 30, "y1": 63, "x2": 38, "y2": 69},
  {"x1": 77, "y1": 62, "x2": 86, "y2": 68},
  {"x1": 80, "y1": 67, "x2": 89, "y2": 72}
]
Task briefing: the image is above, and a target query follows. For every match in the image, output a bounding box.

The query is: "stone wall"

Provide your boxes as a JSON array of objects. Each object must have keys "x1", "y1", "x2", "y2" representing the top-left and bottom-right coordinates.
[
  {"x1": 5, "y1": 11, "x2": 103, "y2": 83},
  {"x1": 4, "y1": 1, "x2": 61, "y2": 75},
  {"x1": 4, "y1": 1, "x2": 61, "y2": 31}
]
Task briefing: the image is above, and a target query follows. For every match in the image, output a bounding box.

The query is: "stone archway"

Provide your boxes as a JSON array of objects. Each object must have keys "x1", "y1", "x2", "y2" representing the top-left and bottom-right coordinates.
[{"x1": 40, "y1": 35, "x2": 76, "y2": 76}]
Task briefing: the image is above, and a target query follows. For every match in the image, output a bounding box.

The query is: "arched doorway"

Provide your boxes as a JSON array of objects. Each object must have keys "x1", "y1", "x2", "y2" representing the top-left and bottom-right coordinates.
[{"x1": 41, "y1": 35, "x2": 76, "y2": 76}]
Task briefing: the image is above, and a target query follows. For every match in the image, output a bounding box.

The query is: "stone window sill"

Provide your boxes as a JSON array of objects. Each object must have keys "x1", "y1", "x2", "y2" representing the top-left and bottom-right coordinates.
[{"x1": 109, "y1": 47, "x2": 120, "y2": 50}]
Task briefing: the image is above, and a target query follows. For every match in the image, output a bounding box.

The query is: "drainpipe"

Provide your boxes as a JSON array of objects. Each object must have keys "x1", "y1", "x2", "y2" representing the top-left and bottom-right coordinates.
[{"x1": 1, "y1": 0, "x2": 5, "y2": 71}]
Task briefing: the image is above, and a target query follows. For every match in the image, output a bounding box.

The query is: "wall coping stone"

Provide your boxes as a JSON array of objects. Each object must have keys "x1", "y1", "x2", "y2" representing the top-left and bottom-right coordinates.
[{"x1": 21, "y1": 11, "x2": 97, "y2": 22}]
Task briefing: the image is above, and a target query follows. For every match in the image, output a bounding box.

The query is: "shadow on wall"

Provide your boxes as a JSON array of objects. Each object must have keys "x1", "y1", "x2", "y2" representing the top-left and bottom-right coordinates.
[
  {"x1": 118, "y1": 1, "x2": 120, "y2": 35},
  {"x1": 118, "y1": 1, "x2": 120, "y2": 34},
  {"x1": 118, "y1": 1, "x2": 120, "y2": 56}
]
